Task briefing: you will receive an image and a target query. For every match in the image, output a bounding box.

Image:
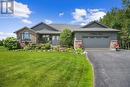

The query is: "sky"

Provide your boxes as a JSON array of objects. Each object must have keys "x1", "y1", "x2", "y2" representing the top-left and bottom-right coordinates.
[{"x1": 0, "y1": 0, "x2": 122, "y2": 40}]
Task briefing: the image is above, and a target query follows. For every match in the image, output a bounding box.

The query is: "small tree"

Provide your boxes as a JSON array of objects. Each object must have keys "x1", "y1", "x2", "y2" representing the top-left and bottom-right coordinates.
[
  {"x1": 60, "y1": 28, "x2": 73, "y2": 47},
  {"x1": 3, "y1": 37, "x2": 20, "y2": 50},
  {"x1": 0, "y1": 40, "x2": 3, "y2": 46}
]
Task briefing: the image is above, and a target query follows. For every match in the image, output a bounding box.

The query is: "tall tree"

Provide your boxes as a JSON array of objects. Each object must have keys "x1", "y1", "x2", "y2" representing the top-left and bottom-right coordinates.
[
  {"x1": 100, "y1": 0, "x2": 130, "y2": 49},
  {"x1": 122, "y1": 0, "x2": 130, "y2": 8},
  {"x1": 120, "y1": 20, "x2": 130, "y2": 49}
]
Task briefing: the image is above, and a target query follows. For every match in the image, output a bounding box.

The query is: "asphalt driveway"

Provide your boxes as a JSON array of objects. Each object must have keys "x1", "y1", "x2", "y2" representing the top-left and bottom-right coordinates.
[{"x1": 87, "y1": 50, "x2": 130, "y2": 87}]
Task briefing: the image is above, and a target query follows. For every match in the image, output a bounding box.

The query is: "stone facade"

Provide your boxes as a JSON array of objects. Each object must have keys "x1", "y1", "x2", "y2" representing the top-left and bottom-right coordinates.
[{"x1": 16, "y1": 28, "x2": 37, "y2": 47}]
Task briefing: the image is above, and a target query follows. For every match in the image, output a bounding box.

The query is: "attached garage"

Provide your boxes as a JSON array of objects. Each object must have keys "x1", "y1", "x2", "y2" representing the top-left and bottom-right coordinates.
[
  {"x1": 74, "y1": 21, "x2": 120, "y2": 49},
  {"x1": 83, "y1": 36, "x2": 110, "y2": 48}
]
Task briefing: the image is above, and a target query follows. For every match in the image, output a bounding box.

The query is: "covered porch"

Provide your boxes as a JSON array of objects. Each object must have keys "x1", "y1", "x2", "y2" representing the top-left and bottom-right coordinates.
[{"x1": 37, "y1": 34, "x2": 60, "y2": 45}]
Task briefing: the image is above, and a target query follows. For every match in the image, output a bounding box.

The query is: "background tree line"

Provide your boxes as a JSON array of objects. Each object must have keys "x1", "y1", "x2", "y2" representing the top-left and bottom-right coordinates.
[{"x1": 100, "y1": 0, "x2": 130, "y2": 49}]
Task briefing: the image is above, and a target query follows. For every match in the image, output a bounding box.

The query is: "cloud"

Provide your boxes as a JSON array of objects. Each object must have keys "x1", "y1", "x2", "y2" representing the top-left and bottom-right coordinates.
[
  {"x1": 0, "y1": 32, "x2": 16, "y2": 40},
  {"x1": 59, "y1": 12, "x2": 64, "y2": 16},
  {"x1": 22, "y1": 19, "x2": 32, "y2": 24},
  {"x1": 71, "y1": 8, "x2": 106, "y2": 25},
  {"x1": 44, "y1": 19, "x2": 53, "y2": 24},
  {"x1": 13, "y1": 1, "x2": 32, "y2": 18},
  {"x1": 80, "y1": 22, "x2": 87, "y2": 26},
  {"x1": 89, "y1": 11, "x2": 106, "y2": 21},
  {"x1": 87, "y1": 9, "x2": 104, "y2": 13},
  {"x1": 72, "y1": 8, "x2": 87, "y2": 22},
  {"x1": 13, "y1": 1, "x2": 32, "y2": 24}
]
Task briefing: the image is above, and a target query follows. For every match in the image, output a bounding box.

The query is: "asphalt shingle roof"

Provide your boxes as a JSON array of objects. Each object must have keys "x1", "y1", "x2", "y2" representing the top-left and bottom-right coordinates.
[
  {"x1": 73, "y1": 28, "x2": 120, "y2": 32},
  {"x1": 15, "y1": 21, "x2": 120, "y2": 34},
  {"x1": 49, "y1": 24, "x2": 80, "y2": 31}
]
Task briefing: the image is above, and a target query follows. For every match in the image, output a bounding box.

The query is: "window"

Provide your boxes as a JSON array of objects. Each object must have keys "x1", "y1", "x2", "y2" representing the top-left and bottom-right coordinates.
[
  {"x1": 42, "y1": 35, "x2": 49, "y2": 43},
  {"x1": 22, "y1": 32, "x2": 31, "y2": 41}
]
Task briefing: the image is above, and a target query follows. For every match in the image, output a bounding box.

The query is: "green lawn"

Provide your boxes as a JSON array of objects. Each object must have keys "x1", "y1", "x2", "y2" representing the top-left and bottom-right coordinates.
[{"x1": 0, "y1": 46, "x2": 93, "y2": 87}]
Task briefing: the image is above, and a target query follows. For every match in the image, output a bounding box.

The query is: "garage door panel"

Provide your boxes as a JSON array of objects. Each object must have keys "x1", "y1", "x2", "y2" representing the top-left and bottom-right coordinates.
[{"x1": 83, "y1": 37, "x2": 110, "y2": 48}]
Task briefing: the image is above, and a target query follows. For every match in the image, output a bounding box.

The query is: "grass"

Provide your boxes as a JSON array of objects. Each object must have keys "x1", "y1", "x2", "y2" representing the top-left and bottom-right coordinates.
[{"x1": 0, "y1": 46, "x2": 93, "y2": 87}]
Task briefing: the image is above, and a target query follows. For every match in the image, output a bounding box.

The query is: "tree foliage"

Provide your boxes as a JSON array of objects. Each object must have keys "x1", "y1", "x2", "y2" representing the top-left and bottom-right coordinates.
[
  {"x1": 100, "y1": 0, "x2": 130, "y2": 49},
  {"x1": 122, "y1": 0, "x2": 130, "y2": 8},
  {"x1": 3, "y1": 37, "x2": 20, "y2": 50},
  {"x1": 0, "y1": 40, "x2": 4, "y2": 46},
  {"x1": 60, "y1": 28, "x2": 73, "y2": 47}
]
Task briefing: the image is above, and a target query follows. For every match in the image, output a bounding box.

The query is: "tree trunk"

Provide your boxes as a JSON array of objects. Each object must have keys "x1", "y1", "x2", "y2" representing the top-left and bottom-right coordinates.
[{"x1": 128, "y1": 42, "x2": 130, "y2": 50}]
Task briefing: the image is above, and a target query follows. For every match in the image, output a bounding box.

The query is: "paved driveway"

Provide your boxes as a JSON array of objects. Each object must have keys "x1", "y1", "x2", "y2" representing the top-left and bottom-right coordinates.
[{"x1": 87, "y1": 50, "x2": 130, "y2": 87}]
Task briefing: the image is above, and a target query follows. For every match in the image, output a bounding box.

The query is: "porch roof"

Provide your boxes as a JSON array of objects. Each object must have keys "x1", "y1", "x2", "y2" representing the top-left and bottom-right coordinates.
[{"x1": 36, "y1": 29, "x2": 61, "y2": 34}]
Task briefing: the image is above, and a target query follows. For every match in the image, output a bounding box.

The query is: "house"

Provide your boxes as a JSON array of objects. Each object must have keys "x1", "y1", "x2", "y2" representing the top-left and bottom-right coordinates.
[{"x1": 14, "y1": 21, "x2": 119, "y2": 48}]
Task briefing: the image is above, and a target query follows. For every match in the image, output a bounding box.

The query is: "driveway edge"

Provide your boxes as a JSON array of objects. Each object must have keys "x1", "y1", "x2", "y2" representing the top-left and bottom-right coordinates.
[{"x1": 86, "y1": 52, "x2": 95, "y2": 87}]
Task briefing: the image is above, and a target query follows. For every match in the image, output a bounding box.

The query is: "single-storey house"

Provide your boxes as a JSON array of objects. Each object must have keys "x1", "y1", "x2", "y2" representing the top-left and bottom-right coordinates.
[{"x1": 15, "y1": 21, "x2": 119, "y2": 48}]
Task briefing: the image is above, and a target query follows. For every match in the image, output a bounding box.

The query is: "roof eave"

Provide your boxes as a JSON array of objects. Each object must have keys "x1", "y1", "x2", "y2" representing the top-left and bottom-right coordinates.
[
  {"x1": 36, "y1": 32, "x2": 61, "y2": 34},
  {"x1": 31, "y1": 22, "x2": 59, "y2": 31},
  {"x1": 73, "y1": 30, "x2": 120, "y2": 32},
  {"x1": 14, "y1": 27, "x2": 36, "y2": 33},
  {"x1": 82, "y1": 21, "x2": 109, "y2": 28}
]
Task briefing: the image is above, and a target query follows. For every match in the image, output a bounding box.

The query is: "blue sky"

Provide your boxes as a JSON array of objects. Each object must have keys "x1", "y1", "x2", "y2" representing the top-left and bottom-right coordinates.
[{"x1": 0, "y1": 0, "x2": 122, "y2": 39}]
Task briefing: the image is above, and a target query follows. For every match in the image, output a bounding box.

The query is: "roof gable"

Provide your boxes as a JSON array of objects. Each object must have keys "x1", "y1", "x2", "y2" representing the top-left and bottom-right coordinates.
[
  {"x1": 82, "y1": 21, "x2": 108, "y2": 28},
  {"x1": 14, "y1": 27, "x2": 36, "y2": 33},
  {"x1": 31, "y1": 22, "x2": 59, "y2": 31}
]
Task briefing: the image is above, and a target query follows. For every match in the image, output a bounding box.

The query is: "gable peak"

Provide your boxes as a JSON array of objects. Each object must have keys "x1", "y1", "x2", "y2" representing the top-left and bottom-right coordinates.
[{"x1": 82, "y1": 21, "x2": 108, "y2": 28}]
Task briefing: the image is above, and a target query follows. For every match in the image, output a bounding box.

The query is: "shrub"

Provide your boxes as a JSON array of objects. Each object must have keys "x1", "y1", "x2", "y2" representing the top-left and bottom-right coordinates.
[
  {"x1": 66, "y1": 48, "x2": 74, "y2": 52},
  {"x1": 41, "y1": 44, "x2": 45, "y2": 50},
  {"x1": 35, "y1": 44, "x2": 41, "y2": 50},
  {"x1": 59, "y1": 47, "x2": 66, "y2": 52},
  {"x1": 60, "y1": 28, "x2": 73, "y2": 47},
  {"x1": 52, "y1": 46, "x2": 74, "y2": 52},
  {"x1": 52, "y1": 45, "x2": 60, "y2": 51},
  {"x1": 40, "y1": 43, "x2": 51, "y2": 50},
  {"x1": 75, "y1": 48, "x2": 84, "y2": 54},
  {"x1": 30, "y1": 44, "x2": 37, "y2": 50},
  {"x1": 44, "y1": 43, "x2": 51, "y2": 50},
  {"x1": 3, "y1": 37, "x2": 20, "y2": 50},
  {"x1": 23, "y1": 45, "x2": 31, "y2": 50}
]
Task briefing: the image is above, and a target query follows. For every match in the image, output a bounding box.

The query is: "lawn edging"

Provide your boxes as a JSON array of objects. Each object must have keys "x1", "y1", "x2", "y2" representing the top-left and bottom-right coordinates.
[{"x1": 85, "y1": 51, "x2": 95, "y2": 87}]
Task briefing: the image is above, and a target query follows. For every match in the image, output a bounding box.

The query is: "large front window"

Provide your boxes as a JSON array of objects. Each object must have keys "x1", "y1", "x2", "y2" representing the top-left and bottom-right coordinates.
[{"x1": 22, "y1": 32, "x2": 31, "y2": 41}]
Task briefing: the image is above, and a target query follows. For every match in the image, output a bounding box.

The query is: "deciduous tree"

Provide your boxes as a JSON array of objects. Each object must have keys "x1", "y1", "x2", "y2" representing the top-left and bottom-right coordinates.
[{"x1": 60, "y1": 28, "x2": 73, "y2": 47}]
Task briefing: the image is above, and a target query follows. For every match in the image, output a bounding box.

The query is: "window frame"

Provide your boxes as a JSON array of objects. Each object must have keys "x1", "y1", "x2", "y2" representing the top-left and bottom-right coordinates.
[{"x1": 22, "y1": 32, "x2": 31, "y2": 41}]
